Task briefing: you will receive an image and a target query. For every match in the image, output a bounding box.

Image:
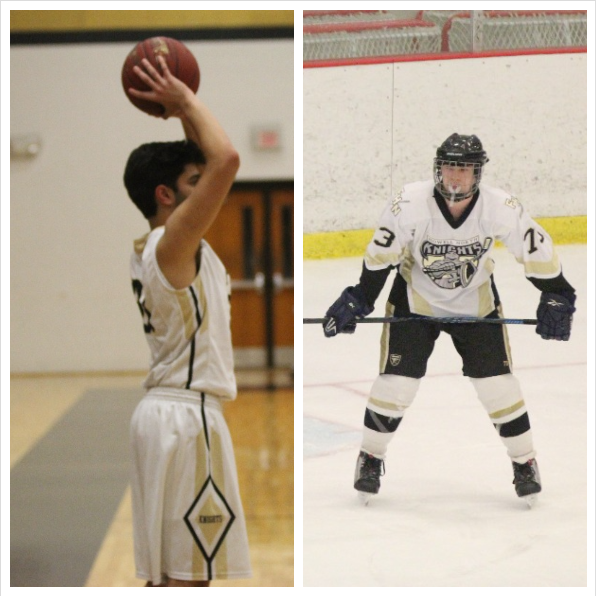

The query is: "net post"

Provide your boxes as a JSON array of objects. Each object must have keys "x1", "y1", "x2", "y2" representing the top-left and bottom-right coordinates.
[{"x1": 472, "y1": 10, "x2": 484, "y2": 52}]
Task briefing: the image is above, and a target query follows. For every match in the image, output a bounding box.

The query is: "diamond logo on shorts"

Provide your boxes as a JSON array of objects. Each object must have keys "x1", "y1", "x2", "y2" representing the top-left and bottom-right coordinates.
[
  {"x1": 390, "y1": 354, "x2": 401, "y2": 366},
  {"x1": 184, "y1": 477, "x2": 235, "y2": 560}
]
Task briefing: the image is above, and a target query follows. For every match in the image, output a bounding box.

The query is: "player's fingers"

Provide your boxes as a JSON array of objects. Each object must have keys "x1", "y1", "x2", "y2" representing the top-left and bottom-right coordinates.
[
  {"x1": 155, "y1": 55, "x2": 180, "y2": 85},
  {"x1": 132, "y1": 64, "x2": 159, "y2": 88},
  {"x1": 156, "y1": 54, "x2": 171, "y2": 73},
  {"x1": 127, "y1": 86, "x2": 152, "y2": 98},
  {"x1": 140, "y1": 58, "x2": 166, "y2": 84}
]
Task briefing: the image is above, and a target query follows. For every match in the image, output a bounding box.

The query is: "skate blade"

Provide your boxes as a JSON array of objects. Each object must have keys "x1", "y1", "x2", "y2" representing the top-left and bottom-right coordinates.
[
  {"x1": 523, "y1": 494, "x2": 538, "y2": 508},
  {"x1": 358, "y1": 491, "x2": 373, "y2": 506}
]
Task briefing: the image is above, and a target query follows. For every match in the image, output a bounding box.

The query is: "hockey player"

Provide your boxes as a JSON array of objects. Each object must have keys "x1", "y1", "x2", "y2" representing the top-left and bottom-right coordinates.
[{"x1": 323, "y1": 133, "x2": 576, "y2": 506}]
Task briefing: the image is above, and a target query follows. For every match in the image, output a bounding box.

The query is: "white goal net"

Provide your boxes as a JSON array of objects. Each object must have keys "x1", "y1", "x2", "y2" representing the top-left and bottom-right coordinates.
[
  {"x1": 304, "y1": 19, "x2": 441, "y2": 61},
  {"x1": 303, "y1": 10, "x2": 587, "y2": 62},
  {"x1": 443, "y1": 10, "x2": 587, "y2": 52}
]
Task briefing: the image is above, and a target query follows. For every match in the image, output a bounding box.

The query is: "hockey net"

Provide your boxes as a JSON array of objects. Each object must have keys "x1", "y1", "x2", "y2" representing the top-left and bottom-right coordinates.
[
  {"x1": 303, "y1": 19, "x2": 441, "y2": 61},
  {"x1": 441, "y1": 10, "x2": 588, "y2": 52},
  {"x1": 304, "y1": 10, "x2": 587, "y2": 62},
  {"x1": 304, "y1": 10, "x2": 408, "y2": 25}
]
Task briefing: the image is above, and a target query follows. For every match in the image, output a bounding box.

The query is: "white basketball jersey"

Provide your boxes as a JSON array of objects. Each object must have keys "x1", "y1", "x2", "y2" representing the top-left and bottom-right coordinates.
[
  {"x1": 130, "y1": 227, "x2": 237, "y2": 400},
  {"x1": 364, "y1": 181, "x2": 561, "y2": 317}
]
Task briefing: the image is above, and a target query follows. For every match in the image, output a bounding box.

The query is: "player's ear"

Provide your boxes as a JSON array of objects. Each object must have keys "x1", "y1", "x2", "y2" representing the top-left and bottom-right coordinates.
[{"x1": 154, "y1": 184, "x2": 175, "y2": 208}]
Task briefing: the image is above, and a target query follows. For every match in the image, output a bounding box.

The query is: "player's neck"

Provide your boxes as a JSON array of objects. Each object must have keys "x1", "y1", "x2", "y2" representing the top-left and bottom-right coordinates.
[
  {"x1": 444, "y1": 195, "x2": 473, "y2": 220},
  {"x1": 149, "y1": 216, "x2": 166, "y2": 230},
  {"x1": 149, "y1": 206, "x2": 174, "y2": 230}
]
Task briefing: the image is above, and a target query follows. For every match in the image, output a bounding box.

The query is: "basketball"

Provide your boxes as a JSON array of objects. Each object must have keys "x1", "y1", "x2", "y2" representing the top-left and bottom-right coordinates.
[{"x1": 122, "y1": 36, "x2": 200, "y2": 116}]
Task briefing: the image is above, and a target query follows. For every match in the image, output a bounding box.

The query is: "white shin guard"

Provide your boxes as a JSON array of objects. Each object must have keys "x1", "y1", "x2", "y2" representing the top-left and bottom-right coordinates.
[
  {"x1": 470, "y1": 374, "x2": 536, "y2": 462},
  {"x1": 361, "y1": 374, "x2": 421, "y2": 457}
]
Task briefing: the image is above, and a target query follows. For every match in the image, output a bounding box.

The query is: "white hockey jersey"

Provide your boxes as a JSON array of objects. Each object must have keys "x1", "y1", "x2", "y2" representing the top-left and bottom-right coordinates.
[
  {"x1": 130, "y1": 227, "x2": 237, "y2": 399},
  {"x1": 364, "y1": 181, "x2": 561, "y2": 318}
]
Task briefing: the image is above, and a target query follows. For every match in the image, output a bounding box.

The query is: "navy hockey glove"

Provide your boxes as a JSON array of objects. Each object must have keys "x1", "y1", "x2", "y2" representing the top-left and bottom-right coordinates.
[
  {"x1": 323, "y1": 286, "x2": 373, "y2": 337},
  {"x1": 536, "y1": 291, "x2": 576, "y2": 341}
]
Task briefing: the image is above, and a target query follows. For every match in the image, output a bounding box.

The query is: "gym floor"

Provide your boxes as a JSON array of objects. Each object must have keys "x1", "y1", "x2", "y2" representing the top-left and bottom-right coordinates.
[{"x1": 10, "y1": 369, "x2": 294, "y2": 587}]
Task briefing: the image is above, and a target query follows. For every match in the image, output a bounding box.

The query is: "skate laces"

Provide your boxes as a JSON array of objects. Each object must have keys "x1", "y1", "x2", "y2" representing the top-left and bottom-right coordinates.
[
  {"x1": 513, "y1": 459, "x2": 536, "y2": 483},
  {"x1": 360, "y1": 453, "x2": 385, "y2": 478}
]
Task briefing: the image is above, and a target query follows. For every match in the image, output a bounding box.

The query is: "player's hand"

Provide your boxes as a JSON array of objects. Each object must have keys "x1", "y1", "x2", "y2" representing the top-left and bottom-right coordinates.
[
  {"x1": 536, "y1": 291, "x2": 576, "y2": 341},
  {"x1": 323, "y1": 286, "x2": 373, "y2": 338},
  {"x1": 129, "y1": 55, "x2": 195, "y2": 119}
]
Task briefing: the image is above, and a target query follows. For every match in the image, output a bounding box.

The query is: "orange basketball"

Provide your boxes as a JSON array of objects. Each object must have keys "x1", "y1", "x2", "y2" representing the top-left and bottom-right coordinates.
[{"x1": 122, "y1": 36, "x2": 200, "y2": 116}]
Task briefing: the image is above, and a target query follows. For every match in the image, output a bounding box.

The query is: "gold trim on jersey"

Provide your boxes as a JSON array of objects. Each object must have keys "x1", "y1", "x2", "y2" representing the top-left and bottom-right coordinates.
[
  {"x1": 483, "y1": 258, "x2": 495, "y2": 276},
  {"x1": 478, "y1": 280, "x2": 494, "y2": 317},
  {"x1": 193, "y1": 426, "x2": 209, "y2": 577},
  {"x1": 210, "y1": 428, "x2": 228, "y2": 578},
  {"x1": 410, "y1": 287, "x2": 434, "y2": 316},
  {"x1": 388, "y1": 247, "x2": 434, "y2": 317},
  {"x1": 176, "y1": 292, "x2": 197, "y2": 341},
  {"x1": 398, "y1": 248, "x2": 413, "y2": 283},
  {"x1": 193, "y1": 276, "x2": 209, "y2": 332},
  {"x1": 399, "y1": 247, "x2": 433, "y2": 317},
  {"x1": 395, "y1": 251, "x2": 433, "y2": 316},
  {"x1": 523, "y1": 252, "x2": 561, "y2": 277},
  {"x1": 174, "y1": 276, "x2": 210, "y2": 342},
  {"x1": 133, "y1": 233, "x2": 150, "y2": 256}
]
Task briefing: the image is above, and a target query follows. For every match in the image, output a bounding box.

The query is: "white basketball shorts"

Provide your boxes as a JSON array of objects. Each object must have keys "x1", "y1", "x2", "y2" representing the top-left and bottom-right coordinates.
[{"x1": 130, "y1": 387, "x2": 252, "y2": 585}]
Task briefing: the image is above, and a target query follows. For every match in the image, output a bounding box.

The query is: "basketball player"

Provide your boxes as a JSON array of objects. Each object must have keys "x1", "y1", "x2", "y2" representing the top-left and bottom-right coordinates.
[
  {"x1": 123, "y1": 56, "x2": 251, "y2": 586},
  {"x1": 323, "y1": 134, "x2": 576, "y2": 507}
]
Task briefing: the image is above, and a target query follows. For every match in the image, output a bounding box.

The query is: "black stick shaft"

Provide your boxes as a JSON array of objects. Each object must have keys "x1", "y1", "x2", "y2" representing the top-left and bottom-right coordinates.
[{"x1": 303, "y1": 316, "x2": 537, "y2": 325}]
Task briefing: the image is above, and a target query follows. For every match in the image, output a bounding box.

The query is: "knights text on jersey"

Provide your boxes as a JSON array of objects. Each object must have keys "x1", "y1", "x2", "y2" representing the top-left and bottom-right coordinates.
[
  {"x1": 364, "y1": 181, "x2": 561, "y2": 318},
  {"x1": 130, "y1": 227, "x2": 237, "y2": 399}
]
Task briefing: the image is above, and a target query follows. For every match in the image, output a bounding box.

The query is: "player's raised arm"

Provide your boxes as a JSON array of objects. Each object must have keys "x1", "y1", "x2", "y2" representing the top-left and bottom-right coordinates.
[{"x1": 129, "y1": 55, "x2": 240, "y2": 289}]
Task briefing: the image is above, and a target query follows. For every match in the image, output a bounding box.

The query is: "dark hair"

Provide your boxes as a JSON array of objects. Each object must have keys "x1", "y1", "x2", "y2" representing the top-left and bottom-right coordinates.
[{"x1": 123, "y1": 140, "x2": 206, "y2": 219}]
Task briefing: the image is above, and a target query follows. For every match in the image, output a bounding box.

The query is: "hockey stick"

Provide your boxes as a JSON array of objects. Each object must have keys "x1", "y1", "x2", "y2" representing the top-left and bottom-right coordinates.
[{"x1": 303, "y1": 316, "x2": 537, "y2": 325}]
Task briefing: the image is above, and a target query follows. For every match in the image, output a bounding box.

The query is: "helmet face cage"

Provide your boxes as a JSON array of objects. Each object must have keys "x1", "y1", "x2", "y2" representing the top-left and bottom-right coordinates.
[
  {"x1": 434, "y1": 159, "x2": 484, "y2": 202},
  {"x1": 434, "y1": 134, "x2": 488, "y2": 202}
]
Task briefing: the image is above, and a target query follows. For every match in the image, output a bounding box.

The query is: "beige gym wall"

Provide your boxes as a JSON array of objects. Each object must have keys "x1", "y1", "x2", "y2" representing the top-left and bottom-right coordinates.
[{"x1": 10, "y1": 10, "x2": 294, "y2": 374}]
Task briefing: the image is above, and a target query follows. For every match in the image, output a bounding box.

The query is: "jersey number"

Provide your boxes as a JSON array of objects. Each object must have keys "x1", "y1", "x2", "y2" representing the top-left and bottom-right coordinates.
[
  {"x1": 524, "y1": 227, "x2": 544, "y2": 255},
  {"x1": 132, "y1": 279, "x2": 155, "y2": 333},
  {"x1": 373, "y1": 227, "x2": 396, "y2": 248}
]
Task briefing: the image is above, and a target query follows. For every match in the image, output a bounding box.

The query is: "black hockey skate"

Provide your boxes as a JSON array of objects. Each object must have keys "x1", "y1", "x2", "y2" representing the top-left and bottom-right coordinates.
[
  {"x1": 512, "y1": 458, "x2": 541, "y2": 508},
  {"x1": 354, "y1": 451, "x2": 385, "y2": 505}
]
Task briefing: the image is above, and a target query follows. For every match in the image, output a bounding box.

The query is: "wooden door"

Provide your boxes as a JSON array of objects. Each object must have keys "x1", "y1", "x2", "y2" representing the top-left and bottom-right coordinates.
[{"x1": 203, "y1": 181, "x2": 294, "y2": 368}]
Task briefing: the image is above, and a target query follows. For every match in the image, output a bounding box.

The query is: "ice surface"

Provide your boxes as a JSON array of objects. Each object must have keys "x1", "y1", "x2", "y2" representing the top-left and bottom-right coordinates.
[{"x1": 303, "y1": 245, "x2": 591, "y2": 587}]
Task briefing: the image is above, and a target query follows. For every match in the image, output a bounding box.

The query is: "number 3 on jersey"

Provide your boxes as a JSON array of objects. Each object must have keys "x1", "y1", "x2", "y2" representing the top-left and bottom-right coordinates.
[
  {"x1": 132, "y1": 279, "x2": 155, "y2": 333},
  {"x1": 373, "y1": 227, "x2": 396, "y2": 248}
]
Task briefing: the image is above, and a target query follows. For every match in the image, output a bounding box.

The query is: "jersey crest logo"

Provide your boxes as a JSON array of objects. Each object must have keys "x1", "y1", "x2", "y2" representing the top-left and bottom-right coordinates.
[{"x1": 421, "y1": 236, "x2": 492, "y2": 290}]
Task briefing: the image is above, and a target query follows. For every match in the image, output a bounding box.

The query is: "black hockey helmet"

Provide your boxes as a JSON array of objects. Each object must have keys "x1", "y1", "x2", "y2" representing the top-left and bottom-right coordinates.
[{"x1": 434, "y1": 133, "x2": 489, "y2": 201}]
